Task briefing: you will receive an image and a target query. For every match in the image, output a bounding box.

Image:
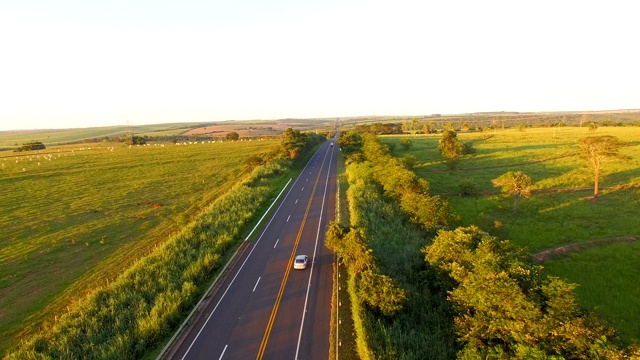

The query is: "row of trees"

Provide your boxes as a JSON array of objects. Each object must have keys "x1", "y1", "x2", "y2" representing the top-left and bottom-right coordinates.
[
  {"x1": 329, "y1": 157, "x2": 457, "y2": 358},
  {"x1": 339, "y1": 131, "x2": 456, "y2": 231},
  {"x1": 332, "y1": 131, "x2": 461, "y2": 358},
  {"x1": 397, "y1": 112, "x2": 640, "y2": 134}
]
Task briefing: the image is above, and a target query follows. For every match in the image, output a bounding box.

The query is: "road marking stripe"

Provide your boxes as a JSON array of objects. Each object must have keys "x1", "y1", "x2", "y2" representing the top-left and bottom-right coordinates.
[
  {"x1": 295, "y1": 143, "x2": 335, "y2": 359},
  {"x1": 253, "y1": 277, "x2": 261, "y2": 292},
  {"x1": 273, "y1": 239, "x2": 279, "y2": 248},
  {"x1": 179, "y1": 143, "x2": 328, "y2": 359},
  {"x1": 218, "y1": 345, "x2": 227, "y2": 360},
  {"x1": 255, "y1": 146, "x2": 330, "y2": 360},
  {"x1": 287, "y1": 215, "x2": 290, "y2": 222},
  {"x1": 295, "y1": 198, "x2": 298, "y2": 204}
]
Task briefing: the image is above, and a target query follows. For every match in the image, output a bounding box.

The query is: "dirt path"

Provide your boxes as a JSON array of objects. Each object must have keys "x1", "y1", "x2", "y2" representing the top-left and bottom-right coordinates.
[{"x1": 533, "y1": 235, "x2": 640, "y2": 262}]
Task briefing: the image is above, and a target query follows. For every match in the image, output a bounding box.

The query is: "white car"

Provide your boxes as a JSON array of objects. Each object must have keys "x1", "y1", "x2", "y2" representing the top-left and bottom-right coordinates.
[{"x1": 293, "y1": 255, "x2": 308, "y2": 270}]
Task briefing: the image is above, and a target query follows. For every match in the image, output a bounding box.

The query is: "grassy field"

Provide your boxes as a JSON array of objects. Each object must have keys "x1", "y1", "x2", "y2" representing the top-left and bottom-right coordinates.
[
  {"x1": 0, "y1": 139, "x2": 278, "y2": 354},
  {"x1": 0, "y1": 123, "x2": 209, "y2": 149},
  {"x1": 380, "y1": 126, "x2": 640, "y2": 342},
  {"x1": 542, "y1": 241, "x2": 640, "y2": 345}
]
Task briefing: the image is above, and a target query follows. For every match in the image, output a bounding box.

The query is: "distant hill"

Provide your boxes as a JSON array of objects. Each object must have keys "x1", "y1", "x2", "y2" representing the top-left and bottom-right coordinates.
[{"x1": 0, "y1": 123, "x2": 207, "y2": 150}]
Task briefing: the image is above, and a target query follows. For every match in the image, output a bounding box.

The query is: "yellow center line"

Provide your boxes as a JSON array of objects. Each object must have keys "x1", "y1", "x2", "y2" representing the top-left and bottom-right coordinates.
[{"x1": 256, "y1": 148, "x2": 330, "y2": 360}]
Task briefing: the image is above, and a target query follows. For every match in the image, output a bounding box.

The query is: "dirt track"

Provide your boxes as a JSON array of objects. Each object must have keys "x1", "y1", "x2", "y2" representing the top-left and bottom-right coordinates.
[{"x1": 533, "y1": 235, "x2": 640, "y2": 262}]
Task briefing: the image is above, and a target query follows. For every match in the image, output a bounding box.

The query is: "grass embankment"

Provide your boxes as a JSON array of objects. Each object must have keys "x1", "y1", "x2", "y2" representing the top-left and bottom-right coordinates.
[
  {"x1": 381, "y1": 126, "x2": 640, "y2": 343},
  {"x1": 0, "y1": 140, "x2": 277, "y2": 355}
]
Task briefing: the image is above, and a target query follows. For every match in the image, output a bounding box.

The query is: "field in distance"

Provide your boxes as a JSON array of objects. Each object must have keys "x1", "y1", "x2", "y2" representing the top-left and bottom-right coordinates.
[
  {"x1": 381, "y1": 126, "x2": 640, "y2": 343},
  {"x1": 0, "y1": 118, "x2": 337, "y2": 150},
  {"x1": 0, "y1": 138, "x2": 278, "y2": 354}
]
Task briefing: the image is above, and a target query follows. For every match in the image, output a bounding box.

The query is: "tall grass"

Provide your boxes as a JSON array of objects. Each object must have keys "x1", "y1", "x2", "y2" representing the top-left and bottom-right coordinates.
[{"x1": 343, "y1": 161, "x2": 457, "y2": 359}]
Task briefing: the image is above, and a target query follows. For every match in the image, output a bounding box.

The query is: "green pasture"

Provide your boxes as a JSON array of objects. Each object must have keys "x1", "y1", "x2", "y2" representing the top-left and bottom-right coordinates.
[
  {"x1": 0, "y1": 139, "x2": 277, "y2": 354},
  {"x1": 0, "y1": 123, "x2": 208, "y2": 149},
  {"x1": 543, "y1": 242, "x2": 640, "y2": 345},
  {"x1": 381, "y1": 126, "x2": 640, "y2": 342}
]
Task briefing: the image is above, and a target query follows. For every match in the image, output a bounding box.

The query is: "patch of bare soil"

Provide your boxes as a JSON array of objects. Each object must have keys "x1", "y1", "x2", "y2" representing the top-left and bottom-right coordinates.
[
  {"x1": 182, "y1": 124, "x2": 283, "y2": 138},
  {"x1": 533, "y1": 235, "x2": 640, "y2": 262},
  {"x1": 181, "y1": 120, "x2": 321, "y2": 139}
]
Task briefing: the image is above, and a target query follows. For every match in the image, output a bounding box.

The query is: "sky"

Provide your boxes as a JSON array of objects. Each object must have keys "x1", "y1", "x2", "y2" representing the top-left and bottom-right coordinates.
[{"x1": 1, "y1": 0, "x2": 638, "y2": 131}]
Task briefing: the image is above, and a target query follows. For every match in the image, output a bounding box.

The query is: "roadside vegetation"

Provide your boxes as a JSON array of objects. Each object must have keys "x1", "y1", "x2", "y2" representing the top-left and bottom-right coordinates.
[
  {"x1": 1, "y1": 130, "x2": 325, "y2": 358},
  {"x1": 379, "y1": 126, "x2": 640, "y2": 346},
  {"x1": 330, "y1": 122, "x2": 640, "y2": 358},
  {"x1": 327, "y1": 132, "x2": 458, "y2": 359}
]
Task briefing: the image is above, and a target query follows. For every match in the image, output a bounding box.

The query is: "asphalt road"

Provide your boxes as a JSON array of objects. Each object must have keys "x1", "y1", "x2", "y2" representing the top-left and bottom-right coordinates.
[{"x1": 174, "y1": 139, "x2": 337, "y2": 360}]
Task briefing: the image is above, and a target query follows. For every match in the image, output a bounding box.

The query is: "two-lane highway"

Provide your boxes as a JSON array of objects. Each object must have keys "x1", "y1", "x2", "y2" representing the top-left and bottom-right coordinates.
[{"x1": 173, "y1": 139, "x2": 337, "y2": 360}]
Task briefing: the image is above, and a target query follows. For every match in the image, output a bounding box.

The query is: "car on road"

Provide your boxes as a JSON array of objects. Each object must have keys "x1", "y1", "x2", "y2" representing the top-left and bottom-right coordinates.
[{"x1": 293, "y1": 255, "x2": 308, "y2": 270}]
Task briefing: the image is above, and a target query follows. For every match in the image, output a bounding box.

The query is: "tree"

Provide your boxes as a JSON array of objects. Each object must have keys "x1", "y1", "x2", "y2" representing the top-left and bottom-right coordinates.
[
  {"x1": 358, "y1": 269, "x2": 406, "y2": 316},
  {"x1": 399, "y1": 138, "x2": 412, "y2": 150},
  {"x1": 125, "y1": 135, "x2": 146, "y2": 145},
  {"x1": 337, "y1": 131, "x2": 363, "y2": 155},
  {"x1": 492, "y1": 171, "x2": 532, "y2": 214},
  {"x1": 577, "y1": 135, "x2": 623, "y2": 198},
  {"x1": 226, "y1": 132, "x2": 240, "y2": 141},
  {"x1": 423, "y1": 226, "x2": 631, "y2": 359},
  {"x1": 438, "y1": 128, "x2": 464, "y2": 169}
]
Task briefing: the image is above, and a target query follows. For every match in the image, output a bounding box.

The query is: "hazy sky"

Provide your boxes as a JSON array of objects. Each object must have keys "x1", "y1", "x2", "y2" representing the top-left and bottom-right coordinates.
[{"x1": 1, "y1": 0, "x2": 638, "y2": 131}]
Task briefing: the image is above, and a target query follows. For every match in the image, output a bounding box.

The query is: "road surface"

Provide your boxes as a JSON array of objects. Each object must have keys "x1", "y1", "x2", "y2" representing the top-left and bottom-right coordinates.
[{"x1": 173, "y1": 139, "x2": 337, "y2": 360}]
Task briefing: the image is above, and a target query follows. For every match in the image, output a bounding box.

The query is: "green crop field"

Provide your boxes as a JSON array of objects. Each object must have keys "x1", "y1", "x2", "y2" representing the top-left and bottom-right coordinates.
[
  {"x1": 381, "y1": 126, "x2": 640, "y2": 343},
  {"x1": 0, "y1": 123, "x2": 209, "y2": 149},
  {"x1": 0, "y1": 139, "x2": 278, "y2": 354}
]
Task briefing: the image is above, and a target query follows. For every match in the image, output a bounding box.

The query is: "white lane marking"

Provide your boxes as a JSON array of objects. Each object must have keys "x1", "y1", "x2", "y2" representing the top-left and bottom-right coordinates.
[
  {"x1": 180, "y1": 144, "x2": 323, "y2": 359},
  {"x1": 295, "y1": 138, "x2": 335, "y2": 359},
  {"x1": 218, "y1": 345, "x2": 228, "y2": 360},
  {"x1": 253, "y1": 277, "x2": 261, "y2": 292},
  {"x1": 301, "y1": 187, "x2": 304, "y2": 191},
  {"x1": 295, "y1": 198, "x2": 298, "y2": 204},
  {"x1": 274, "y1": 238, "x2": 279, "y2": 248},
  {"x1": 287, "y1": 215, "x2": 291, "y2": 222}
]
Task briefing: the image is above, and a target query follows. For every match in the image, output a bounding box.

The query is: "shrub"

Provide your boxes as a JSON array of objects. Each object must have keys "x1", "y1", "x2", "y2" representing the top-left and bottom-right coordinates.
[
  {"x1": 14, "y1": 141, "x2": 46, "y2": 152},
  {"x1": 458, "y1": 180, "x2": 478, "y2": 196}
]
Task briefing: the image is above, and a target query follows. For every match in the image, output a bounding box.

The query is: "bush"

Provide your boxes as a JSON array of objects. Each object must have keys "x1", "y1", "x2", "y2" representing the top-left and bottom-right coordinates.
[
  {"x1": 14, "y1": 141, "x2": 46, "y2": 152},
  {"x1": 458, "y1": 180, "x2": 478, "y2": 196}
]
